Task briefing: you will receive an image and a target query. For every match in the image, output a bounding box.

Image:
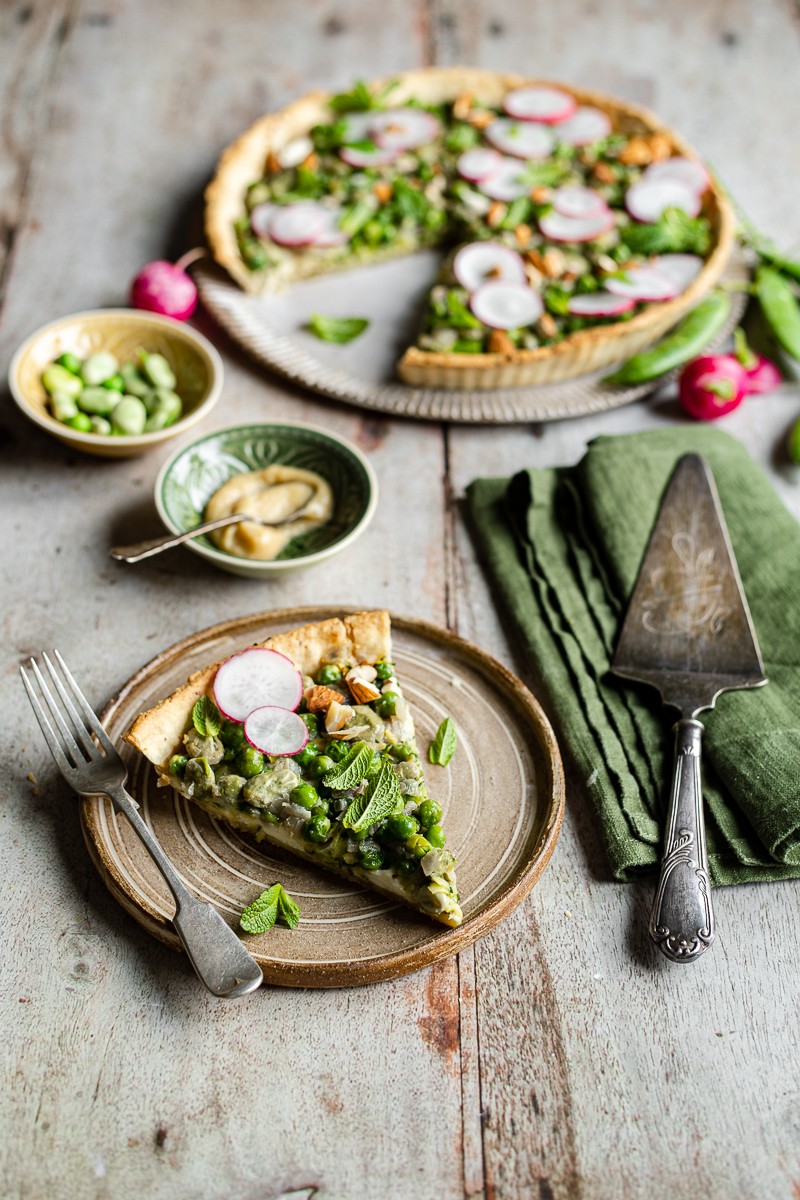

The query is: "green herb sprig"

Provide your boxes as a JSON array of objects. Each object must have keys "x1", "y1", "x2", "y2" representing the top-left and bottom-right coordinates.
[
  {"x1": 307, "y1": 313, "x2": 369, "y2": 343},
  {"x1": 239, "y1": 884, "x2": 301, "y2": 934},
  {"x1": 429, "y1": 717, "x2": 457, "y2": 766},
  {"x1": 192, "y1": 695, "x2": 222, "y2": 738}
]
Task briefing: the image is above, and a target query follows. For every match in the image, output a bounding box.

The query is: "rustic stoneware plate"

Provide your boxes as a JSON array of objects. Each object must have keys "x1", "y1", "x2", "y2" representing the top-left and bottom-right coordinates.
[{"x1": 81, "y1": 607, "x2": 564, "y2": 987}]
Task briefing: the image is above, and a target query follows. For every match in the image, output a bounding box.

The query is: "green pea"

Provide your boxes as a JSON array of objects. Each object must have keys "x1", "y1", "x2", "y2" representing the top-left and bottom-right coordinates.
[
  {"x1": 50, "y1": 391, "x2": 79, "y2": 422},
  {"x1": 66, "y1": 412, "x2": 93, "y2": 432},
  {"x1": 42, "y1": 364, "x2": 83, "y2": 398},
  {"x1": 315, "y1": 664, "x2": 343, "y2": 685},
  {"x1": 290, "y1": 783, "x2": 318, "y2": 810},
  {"x1": 300, "y1": 712, "x2": 319, "y2": 736},
  {"x1": 375, "y1": 691, "x2": 399, "y2": 718},
  {"x1": 350, "y1": 824, "x2": 371, "y2": 842},
  {"x1": 81, "y1": 351, "x2": 119, "y2": 386},
  {"x1": 756, "y1": 265, "x2": 800, "y2": 361},
  {"x1": 294, "y1": 743, "x2": 319, "y2": 768},
  {"x1": 138, "y1": 350, "x2": 176, "y2": 390},
  {"x1": 375, "y1": 660, "x2": 395, "y2": 681},
  {"x1": 389, "y1": 741, "x2": 414, "y2": 762},
  {"x1": 406, "y1": 833, "x2": 432, "y2": 859},
  {"x1": 426, "y1": 824, "x2": 445, "y2": 848},
  {"x1": 394, "y1": 857, "x2": 417, "y2": 879},
  {"x1": 604, "y1": 291, "x2": 731, "y2": 385},
  {"x1": 110, "y1": 396, "x2": 147, "y2": 436},
  {"x1": 55, "y1": 352, "x2": 82, "y2": 375},
  {"x1": 235, "y1": 746, "x2": 264, "y2": 778},
  {"x1": 219, "y1": 719, "x2": 246, "y2": 749},
  {"x1": 119, "y1": 361, "x2": 151, "y2": 397},
  {"x1": 359, "y1": 847, "x2": 384, "y2": 871},
  {"x1": 305, "y1": 813, "x2": 331, "y2": 843},
  {"x1": 169, "y1": 754, "x2": 188, "y2": 777},
  {"x1": 309, "y1": 754, "x2": 335, "y2": 779},
  {"x1": 386, "y1": 812, "x2": 418, "y2": 841},
  {"x1": 417, "y1": 799, "x2": 442, "y2": 829},
  {"x1": 90, "y1": 416, "x2": 112, "y2": 435},
  {"x1": 311, "y1": 799, "x2": 330, "y2": 818},
  {"x1": 102, "y1": 373, "x2": 126, "y2": 392},
  {"x1": 245, "y1": 180, "x2": 272, "y2": 210},
  {"x1": 77, "y1": 386, "x2": 116, "y2": 416},
  {"x1": 788, "y1": 417, "x2": 800, "y2": 464},
  {"x1": 241, "y1": 240, "x2": 268, "y2": 270}
]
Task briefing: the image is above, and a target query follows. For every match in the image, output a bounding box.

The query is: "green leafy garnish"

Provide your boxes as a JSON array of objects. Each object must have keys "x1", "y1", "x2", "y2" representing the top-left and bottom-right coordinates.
[
  {"x1": 239, "y1": 883, "x2": 301, "y2": 934},
  {"x1": 329, "y1": 80, "x2": 375, "y2": 113},
  {"x1": 446, "y1": 289, "x2": 482, "y2": 329},
  {"x1": 392, "y1": 177, "x2": 430, "y2": 221},
  {"x1": 429, "y1": 717, "x2": 457, "y2": 766},
  {"x1": 343, "y1": 762, "x2": 402, "y2": 832},
  {"x1": 192, "y1": 695, "x2": 222, "y2": 737},
  {"x1": 622, "y1": 208, "x2": 711, "y2": 256},
  {"x1": 444, "y1": 122, "x2": 480, "y2": 153},
  {"x1": 323, "y1": 741, "x2": 374, "y2": 789},
  {"x1": 307, "y1": 314, "x2": 369, "y2": 343}
]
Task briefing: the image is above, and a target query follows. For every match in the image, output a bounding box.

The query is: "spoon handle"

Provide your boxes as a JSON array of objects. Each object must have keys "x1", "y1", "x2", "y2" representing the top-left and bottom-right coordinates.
[{"x1": 109, "y1": 514, "x2": 244, "y2": 562}]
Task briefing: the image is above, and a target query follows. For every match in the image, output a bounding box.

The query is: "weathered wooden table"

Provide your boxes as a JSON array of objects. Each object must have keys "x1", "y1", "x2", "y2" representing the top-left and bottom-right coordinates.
[{"x1": 3, "y1": 2, "x2": 799, "y2": 1197}]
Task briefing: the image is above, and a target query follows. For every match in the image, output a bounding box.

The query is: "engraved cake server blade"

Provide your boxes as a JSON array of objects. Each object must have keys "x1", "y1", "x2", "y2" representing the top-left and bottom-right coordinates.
[{"x1": 610, "y1": 453, "x2": 767, "y2": 963}]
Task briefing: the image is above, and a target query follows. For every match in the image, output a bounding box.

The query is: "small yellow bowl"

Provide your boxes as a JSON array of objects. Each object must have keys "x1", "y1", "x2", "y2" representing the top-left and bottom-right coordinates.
[{"x1": 9, "y1": 308, "x2": 224, "y2": 458}]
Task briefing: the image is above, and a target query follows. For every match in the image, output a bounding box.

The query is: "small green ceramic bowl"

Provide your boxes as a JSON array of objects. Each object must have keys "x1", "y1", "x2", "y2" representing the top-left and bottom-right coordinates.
[{"x1": 155, "y1": 421, "x2": 378, "y2": 577}]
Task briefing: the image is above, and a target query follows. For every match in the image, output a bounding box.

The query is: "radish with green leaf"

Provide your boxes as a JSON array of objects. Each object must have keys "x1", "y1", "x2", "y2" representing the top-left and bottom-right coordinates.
[{"x1": 678, "y1": 354, "x2": 748, "y2": 420}]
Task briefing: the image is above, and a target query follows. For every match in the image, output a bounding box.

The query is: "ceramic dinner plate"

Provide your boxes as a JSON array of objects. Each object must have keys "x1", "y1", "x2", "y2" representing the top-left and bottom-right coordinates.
[{"x1": 81, "y1": 608, "x2": 564, "y2": 987}]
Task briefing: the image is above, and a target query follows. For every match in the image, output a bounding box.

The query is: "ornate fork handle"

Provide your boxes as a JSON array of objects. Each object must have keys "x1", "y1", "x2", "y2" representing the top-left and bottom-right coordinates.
[{"x1": 649, "y1": 719, "x2": 715, "y2": 963}]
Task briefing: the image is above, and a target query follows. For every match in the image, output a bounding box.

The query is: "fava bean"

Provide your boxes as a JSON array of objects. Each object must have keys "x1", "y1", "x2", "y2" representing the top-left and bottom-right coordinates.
[
  {"x1": 110, "y1": 395, "x2": 147, "y2": 435},
  {"x1": 77, "y1": 385, "x2": 116, "y2": 415},
  {"x1": 42, "y1": 364, "x2": 83, "y2": 398},
  {"x1": 119, "y1": 360, "x2": 151, "y2": 397},
  {"x1": 604, "y1": 291, "x2": 732, "y2": 385},
  {"x1": 102, "y1": 372, "x2": 126, "y2": 392},
  {"x1": 66, "y1": 412, "x2": 92, "y2": 433},
  {"x1": 50, "y1": 391, "x2": 79, "y2": 421},
  {"x1": 138, "y1": 350, "x2": 176, "y2": 390},
  {"x1": 55, "y1": 352, "x2": 82, "y2": 375},
  {"x1": 90, "y1": 416, "x2": 112, "y2": 435},
  {"x1": 143, "y1": 388, "x2": 182, "y2": 432},
  {"x1": 81, "y1": 351, "x2": 119, "y2": 386}
]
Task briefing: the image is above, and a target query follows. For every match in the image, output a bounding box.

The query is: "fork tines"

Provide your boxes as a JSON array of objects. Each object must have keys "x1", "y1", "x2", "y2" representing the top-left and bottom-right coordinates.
[{"x1": 20, "y1": 651, "x2": 114, "y2": 772}]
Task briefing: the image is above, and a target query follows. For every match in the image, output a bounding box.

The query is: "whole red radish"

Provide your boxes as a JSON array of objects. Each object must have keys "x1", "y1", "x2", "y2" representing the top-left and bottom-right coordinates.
[
  {"x1": 130, "y1": 249, "x2": 204, "y2": 321},
  {"x1": 678, "y1": 354, "x2": 748, "y2": 420}
]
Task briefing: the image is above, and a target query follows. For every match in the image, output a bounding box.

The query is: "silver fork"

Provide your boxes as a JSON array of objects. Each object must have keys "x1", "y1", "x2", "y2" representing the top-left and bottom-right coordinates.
[{"x1": 20, "y1": 651, "x2": 263, "y2": 998}]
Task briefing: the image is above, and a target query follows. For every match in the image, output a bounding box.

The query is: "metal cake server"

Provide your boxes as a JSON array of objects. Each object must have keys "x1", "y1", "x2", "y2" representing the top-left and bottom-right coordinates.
[{"x1": 610, "y1": 453, "x2": 767, "y2": 963}]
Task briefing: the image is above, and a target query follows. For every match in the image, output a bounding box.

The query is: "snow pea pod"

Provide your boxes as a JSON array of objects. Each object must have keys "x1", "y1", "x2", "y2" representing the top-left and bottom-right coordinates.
[
  {"x1": 604, "y1": 290, "x2": 731, "y2": 385},
  {"x1": 755, "y1": 266, "x2": 800, "y2": 362}
]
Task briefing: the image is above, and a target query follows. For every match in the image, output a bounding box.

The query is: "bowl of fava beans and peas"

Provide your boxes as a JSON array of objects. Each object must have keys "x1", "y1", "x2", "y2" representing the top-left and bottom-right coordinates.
[{"x1": 9, "y1": 309, "x2": 223, "y2": 458}]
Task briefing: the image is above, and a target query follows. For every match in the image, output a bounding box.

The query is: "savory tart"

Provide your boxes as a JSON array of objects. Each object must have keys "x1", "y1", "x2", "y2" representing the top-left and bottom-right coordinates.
[
  {"x1": 125, "y1": 611, "x2": 463, "y2": 928},
  {"x1": 205, "y1": 68, "x2": 735, "y2": 389}
]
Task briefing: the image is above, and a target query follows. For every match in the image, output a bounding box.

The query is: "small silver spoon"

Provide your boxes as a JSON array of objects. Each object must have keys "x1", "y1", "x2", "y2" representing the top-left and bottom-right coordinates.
[{"x1": 109, "y1": 506, "x2": 309, "y2": 564}]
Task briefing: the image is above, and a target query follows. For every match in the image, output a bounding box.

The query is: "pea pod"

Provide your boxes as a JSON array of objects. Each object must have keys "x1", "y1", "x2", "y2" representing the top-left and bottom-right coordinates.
[
  {"x1": 604, "y1": 290, "x2": 732, "y2": 385},
  {"x1": 755, "y1": 266, "x2": 800, "y2": 362}
]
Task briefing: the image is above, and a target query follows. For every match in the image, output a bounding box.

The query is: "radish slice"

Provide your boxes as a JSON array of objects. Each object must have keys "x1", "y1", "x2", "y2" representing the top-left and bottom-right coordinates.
[
  {"x1": 310, "y1": 206, "x2": 349, "y2": 248},
  {"x1": 279, "y1": 136, "x2": 314, "y2": 169},
  {"x1": 503, "y1": 86, "x2": 576, "y2": 124},
  {"x1": 644, "y1": 156, "x2": 709, "y2": 195},
  {"x1": 470, "y1": 282, "x2": 543, "y2": 329},
  {"x1": 268, "y1": 202, "x2": 327, "y2": 247},
  {"x1": 370, "y1": 108, "x2": 441, "y2": 150},
  {"x1": 553, "y1": 186, "x2": 608, "y2": 220},
  {"x1": 539, "y1": 208, "x2": 615, "y2": 243},
  {"x1": 625, "y1": 179, "x2": 702, "y2": 222},
  {"x1": 453, "y1": 242, "x2": 528, "y2": 292},
  {"x1": 457, "y1": 147, "x2": 505, "y2": 183},
  {"x1": 652, "y1": 253, "x2": 704, "y2": 291},
  {"x1": 567, "y1": 292, "x2": 636, "y2": 317},
  {"x1": 485, "y1": 118, "x2": 554, "y2": 160},
  {"x1": 339, "y1": 144, "x2": 396, "y2": 168},
  {"x1": 213, "y1": 648, "x2": 303, "y2": 723},
  {"x1": 340, "y1": 113, "x2": 374, "y2": 142},
  {"x1": 244, "y1": 706, "x2": 309, "y2": 757},
  {"x1": 250, "y1": 203, "x2": 278, "y2": 239},
  {"x1": 606, "y1": 265, "x2": 679, "y2": 301},
  {"x1": 478, "y1": 157, "x2": 530, "y2": 201},
  {"x1": 553, "y1": 106, "x2": 612, "y2": 147}
]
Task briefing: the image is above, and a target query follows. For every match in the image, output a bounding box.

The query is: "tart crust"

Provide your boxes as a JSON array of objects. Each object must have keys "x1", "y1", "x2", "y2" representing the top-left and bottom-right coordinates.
[{"x1": 205, "y1": 68, "x2": 735, "y2": 390}]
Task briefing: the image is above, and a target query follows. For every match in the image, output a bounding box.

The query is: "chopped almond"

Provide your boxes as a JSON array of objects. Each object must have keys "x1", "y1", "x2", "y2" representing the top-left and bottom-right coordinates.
[
  {"x1": 301, "y1": 151, "x2": 319, "y2": 171},
  {"x1": 514, "y1": 223, "x2": 533, "y2": 246},
  {"x1": 487, "y1": 330, "x2": 515, "y2": 355},
  {"x1": 325, "y1": 700, "x2": 354, "y2": 733},
  {"x1": 542, "y1": 248, "x2": 566, "y2": 278},
  {"x1": 467, "y1": 109, "x2": 494, "y2": 130},
  {"x1": 265, "y1": 149, "x2": 282, "y2": 175},
  {"x1": 530, "y1": 186, "x2": 552, "y2": 205},
  {"x1": 373, "y1": 181, "x2": 393, "y2": 204},
  {"x1": 304, "y1": 685, "x2": 343, "y2": 714},
  {"x1": 349, "y1": 678, "x2": 382, "y2": 704},
  {"x1": 562, "y1": 270, "x2": 578, "y2": 284},
  {"x1": 487, "y1": 201, "x2": 506, "y2": 228},
  {"x1": 453, "y1": 92, "x2": 473, "y2": 121},
  {"x1": 619, "y1": 133, "x2": 671, "y2": 167},
  {"x1": 525, "y1": 248, "x2": 547, "y2": 273},
  {"x1": 592, "y1": 161, "x2": 616, "y2": 185},
  {"x1": 538, "y1": 312, "x2": 558, "y2": 339}
]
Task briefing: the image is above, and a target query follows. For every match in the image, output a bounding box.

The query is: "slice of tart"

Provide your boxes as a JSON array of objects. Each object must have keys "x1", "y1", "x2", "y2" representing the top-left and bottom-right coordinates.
[{"x1": 125, "y1": 611, "x2": 462, "y2": 928}]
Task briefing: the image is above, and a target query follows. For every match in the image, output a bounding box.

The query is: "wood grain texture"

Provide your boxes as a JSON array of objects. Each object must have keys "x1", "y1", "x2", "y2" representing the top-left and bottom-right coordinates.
[{"x1": 3, "y1": 1, "x2": 800, "y2": 1198}]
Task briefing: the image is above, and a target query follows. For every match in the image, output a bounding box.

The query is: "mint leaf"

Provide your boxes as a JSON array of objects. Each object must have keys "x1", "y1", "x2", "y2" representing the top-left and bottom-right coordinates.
[
  {"x1": 192, "y1": 695, "x2": 222, "y2": 737},
  {"x1": 307, "y1": 314, "x2": 369, "y2": 344},
  {"x1": 329, "y1": 80, "x2": 375, "y2": 113},
  {"x1": 429, "y1": 717, "x2": 457, "y2": 766},
  {"x1": 239, "y1": 883, "x2": 301, "y2": 934},
  {"x1": 623, "y1": 208, "x2": 711, "y2": 256},
  {"x1": 323, "y1": 741, "x2": 374, "y2": 789},
  {"x1": 343, "y1": 762, "x2": 401, "y2": 832}
]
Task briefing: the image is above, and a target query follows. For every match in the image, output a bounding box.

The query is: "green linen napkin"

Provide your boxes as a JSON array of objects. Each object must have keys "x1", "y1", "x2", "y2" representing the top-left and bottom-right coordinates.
[{"x1": 467, "y1": 426, "x2": 800, "y2": 885}]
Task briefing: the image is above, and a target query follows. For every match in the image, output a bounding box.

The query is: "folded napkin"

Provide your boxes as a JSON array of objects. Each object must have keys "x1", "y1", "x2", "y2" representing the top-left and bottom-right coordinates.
[{"x1": 467, "y1": 427, "x2": 800, "y2": 885}]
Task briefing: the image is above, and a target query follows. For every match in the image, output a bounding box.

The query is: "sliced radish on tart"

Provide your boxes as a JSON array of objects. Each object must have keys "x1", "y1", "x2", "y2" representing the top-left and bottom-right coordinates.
[
  {"x1": 339, "y1": 143, "x2": 397, "y2": 169},
  {"x1": 625, "y1": 179, "x2": 702, "y2": 222},
  {"x1": 457, "y1": 146, "x2": 506, "y2": 183},
  {"x1": 567, "y1": 292, "x2": 636, "y2": 317},
  {"x1": 340, "y1": 112, "x2": 374, "y2": 142},
  {"x1": 267, "y1": 202, "x2": 328, "y2": 246},
  {"x1": 538, "y1": 208, "x2": 615, "y2": 243},
  {"x1": 279, "y1": 135, "x2": 315, "y2": 169},
  {"x1": 370, "y1": 108, "x2": 441, "y2": 150},
  {"x1": 552, "y1": 106, "x2": 612, "y2": 146},
  {"x1": 452, "y1": 242, "x2": 528, "y2": 291},
  {"x1": 605, "y1": 264, "x2": 679, "y2": 302},
  {"x1": 249, "y1": 202, "x2": 279, "y2": 239},
  {"x1": 644, "y1": 156, "x2": 709, "y2": 195},
  {"x1": 503, "y1": 86, "x2": 577, "y2": 124},
  {"x1": 552, "y1": 186, "x2": 608, "y2": 220},
  {"x1": 469, "y1": 281, "x2": 543, "y2": 329},
  {"x1": 213, "y1": 648, "x2": 303, "y2": 723},
  {"x1": 652, "y1": 252, "x2": 704, "y2": 291},
  {"x1": 477, "y1": 157, "x2": 531, "y2": 201},
  {"x1": 484, "y1": 118, "x2": 554, "y2": 160},
  {"x1": 309, "y1": 206, "x2": 349, "y2": 248},
  {"x1": 244, "y1": 706, "x2": 309, "y2": 757}
]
